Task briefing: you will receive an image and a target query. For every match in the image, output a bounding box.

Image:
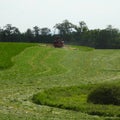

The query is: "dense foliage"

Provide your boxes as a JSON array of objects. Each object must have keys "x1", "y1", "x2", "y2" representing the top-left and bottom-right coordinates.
[
  {"x1": 32, "y1": 85, "x2": 120, "y2": 117},
  {"x1": 87, "y1": 84, "x2": 120, "y2": 105},
  {"x1": 0, "y1": 20, "x2": 120, "y2": 49}
]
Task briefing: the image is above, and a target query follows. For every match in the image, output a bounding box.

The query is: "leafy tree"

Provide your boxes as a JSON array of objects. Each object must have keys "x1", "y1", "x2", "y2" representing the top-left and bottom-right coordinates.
[
  {"x1": 95, "y1": 25, "x2": 120, "y2": 48},
  {"x1": 74, "y1": 21, "x2": 88, "y2": 33},
  {"x1": 54, "y1": 20, "x2": 74, "y2": 35},
  {"x1": 24, "y1": 29, "x2": 34, "y2": 42},
  {"x1": 33, "y1": 26, "x2": 40, "y2": 37},
  {"x1": 1, "y1": 24, "x2": 21, "y2": 42},
  {"x1": 40, "y1": 28, "x2": 51, "y2": 35},
  {"x1": 3, "y1": 24, "x2": 20, "y2": 36},
  {"x1": 0, "y1": 22, "x2": 120, "y2": 48}
]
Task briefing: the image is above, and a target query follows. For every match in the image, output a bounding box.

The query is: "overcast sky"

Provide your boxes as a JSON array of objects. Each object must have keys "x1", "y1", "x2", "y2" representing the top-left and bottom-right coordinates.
[{"x1": 0, "y1": 0, "x2": 120, "y2": 32}]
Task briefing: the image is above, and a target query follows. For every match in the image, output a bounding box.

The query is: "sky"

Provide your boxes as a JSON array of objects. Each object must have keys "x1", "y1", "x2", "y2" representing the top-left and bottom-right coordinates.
[{"x1": 0, "y1": 0, "x2": 120, "y2": 32}]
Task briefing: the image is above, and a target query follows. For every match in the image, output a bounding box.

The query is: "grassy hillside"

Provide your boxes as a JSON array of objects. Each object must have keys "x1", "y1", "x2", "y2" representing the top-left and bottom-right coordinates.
[
  {"x1": 0, "y1": 42, "x2": 120, "y2": 120},
  {"x1": 0, "y1": 42, "x2": 37, "y2": 69}
]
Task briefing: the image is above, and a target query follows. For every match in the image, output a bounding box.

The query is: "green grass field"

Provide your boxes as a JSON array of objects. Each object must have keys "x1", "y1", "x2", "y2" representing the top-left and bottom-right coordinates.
[{"x1": 0, "y1": 42, "x2": 120, "y2": 120}]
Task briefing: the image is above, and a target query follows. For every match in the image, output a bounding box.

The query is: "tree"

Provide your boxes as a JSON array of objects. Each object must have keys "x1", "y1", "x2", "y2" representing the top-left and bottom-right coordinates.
[
  {"x1": 33, "y1": 26, "x2": 40, "y2": 37},
  {"x1": 105, "y1": 25, "x2": 120, "y2": 48},
  {"x1": 3, "y1": 24, "x2": 19, "y2": 36},
  {"x1": 24, "y1": 29, "x2": 34, "y2": 42},
  {"x1": 54, "y1": 20, "x2": 74, "y2": 35},
  {"x1": 74, "y1": 21, "x2": 88, "y2": 33},
  {"x1": 40, "y1": 27, "x2": 51, "y2": 35},
  {"x1": 2, "y1": 24, "x2": 21, "y2": 42},
  {"x1": 0, "y1": 21, "x2": 119, "y2": 48}
]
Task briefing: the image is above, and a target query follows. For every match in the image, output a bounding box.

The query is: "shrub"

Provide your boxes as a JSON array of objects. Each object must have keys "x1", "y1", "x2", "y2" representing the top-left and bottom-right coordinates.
[
  {"x1": 32, "y1": 85, "x2": 120, "y2": 117},
  {"x1": 87, "y1": 84, "x2": 120, "y2": 105}
]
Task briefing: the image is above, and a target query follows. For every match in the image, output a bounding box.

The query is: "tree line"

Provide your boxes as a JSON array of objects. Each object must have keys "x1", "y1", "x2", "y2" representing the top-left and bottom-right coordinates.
[{"x1": 0, "y1": 20, "x2": 120, "y2": 49}]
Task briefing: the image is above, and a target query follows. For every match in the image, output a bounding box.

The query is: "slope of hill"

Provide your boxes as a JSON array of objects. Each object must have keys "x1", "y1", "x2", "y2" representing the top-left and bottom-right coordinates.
[{"x1": 0, "y1": 42, "x2": 120, "y2": 120}]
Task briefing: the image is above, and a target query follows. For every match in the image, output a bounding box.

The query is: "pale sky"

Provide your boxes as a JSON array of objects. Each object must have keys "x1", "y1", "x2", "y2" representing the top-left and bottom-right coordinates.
[{"x1": 0, "y1": 0, "x2": 120, "y2": 32}]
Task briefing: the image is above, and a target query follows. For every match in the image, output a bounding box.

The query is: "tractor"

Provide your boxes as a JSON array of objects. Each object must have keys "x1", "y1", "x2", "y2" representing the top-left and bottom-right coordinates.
[{"x1": 53, "y1": 37, "x2": 64, "y2": 48}]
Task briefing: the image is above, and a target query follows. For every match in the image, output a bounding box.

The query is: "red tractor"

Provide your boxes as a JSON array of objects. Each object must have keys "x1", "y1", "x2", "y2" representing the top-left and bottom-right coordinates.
[{"x1": 53, "y1": 37, "x2": 64, "y2": 48}]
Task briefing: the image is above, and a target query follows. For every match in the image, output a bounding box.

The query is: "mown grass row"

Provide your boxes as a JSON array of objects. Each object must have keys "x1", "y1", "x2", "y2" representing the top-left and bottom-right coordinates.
[
  {"x1": 69, "y1": 45, "x2": 95, "y2": 51},
  {"x1": 0, "y1": 46, "x2": 67, "y2": 84}
]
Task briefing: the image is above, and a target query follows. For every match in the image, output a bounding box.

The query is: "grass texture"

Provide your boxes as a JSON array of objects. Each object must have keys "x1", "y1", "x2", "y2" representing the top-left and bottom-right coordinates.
[
  {"x1": 32, "y1": 84, "x2": 120, "y2": 117},
  {"x1": 0, "y1": 42, "x2": 120, "y2": 120}
]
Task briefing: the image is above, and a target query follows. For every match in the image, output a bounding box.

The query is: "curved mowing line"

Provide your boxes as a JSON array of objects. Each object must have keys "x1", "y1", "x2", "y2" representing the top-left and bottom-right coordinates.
[
  {"x1": 35, "y1": 49, "x2": 55, "y2": 76},
  {"x1": 36, "y1": 50, "x2": 68, "y2": 76},
  {"x1": 0, "y1": 46, "x2": 68, "y2": 81},
  {"x1": 25, "y1": 47, "x2": 68, "y2": 76},
  {"x1": 13, "y1": 46, "x2": 52, "y2": 76},
  {"x1": 27, "y1": 47, "x2": 51, "y2": 74}
]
